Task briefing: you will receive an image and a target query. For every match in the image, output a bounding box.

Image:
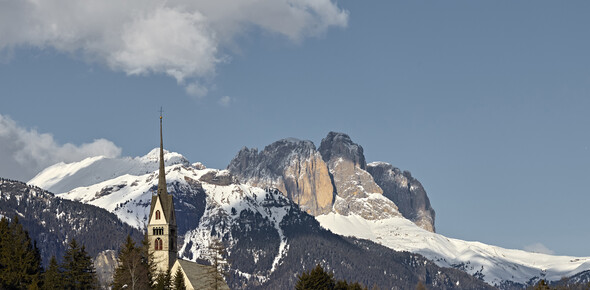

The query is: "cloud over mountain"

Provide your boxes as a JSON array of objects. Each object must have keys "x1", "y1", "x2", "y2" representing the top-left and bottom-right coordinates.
[
  {"x1": 0, "y1": 114, "x2": 121, "y2": 181},
  {"x1": 0, "y1": 0, "x2": 348, "y2": 95}
]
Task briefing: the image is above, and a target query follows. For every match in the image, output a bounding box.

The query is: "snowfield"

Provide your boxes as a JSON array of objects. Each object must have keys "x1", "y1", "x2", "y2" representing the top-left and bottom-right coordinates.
[{"x1": 317, "y1": 213, "x2": 590, "y2": 286}]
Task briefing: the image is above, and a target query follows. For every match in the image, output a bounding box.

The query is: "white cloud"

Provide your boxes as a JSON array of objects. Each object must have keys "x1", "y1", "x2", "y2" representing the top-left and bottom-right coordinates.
[
  {"x1": 185, "y1": 81, "x2": 209, "y2": 99},
  {"x1": 0, "y1": 0, "x2": 348, "y2": 95},
  {"x1": 218, "y1": 96, "x2": 232, "y2": 107},
  {"x1": 0, "y1": 114, "x2": 122, "y2": 181},
  {"x1": 523, "y1": 243, "x2": 555, "y2": 255}
]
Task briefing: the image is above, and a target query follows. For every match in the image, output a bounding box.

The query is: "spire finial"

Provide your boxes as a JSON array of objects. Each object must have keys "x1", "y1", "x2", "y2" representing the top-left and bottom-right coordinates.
[{"x1": 157, "y1": 107, "x2": 168, "y2": 196}]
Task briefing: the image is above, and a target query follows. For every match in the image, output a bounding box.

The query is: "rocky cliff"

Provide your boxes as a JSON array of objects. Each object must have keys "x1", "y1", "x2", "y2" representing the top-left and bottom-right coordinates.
[
  {"x1": 94, "y1": 250, "x2": 117, "y2": 289},
  {"x1": 367, "y1": 162, "x2": 436, "y2": 232},
  {"x1": 318, "y1": 132, "x2": 400, "y2": 220},
  {"x1": 227, "y1": 132, "x2": 436, "y2": 229},
  {"x1": 227, "y1": 138, "x2": 334, "y2": 215}
]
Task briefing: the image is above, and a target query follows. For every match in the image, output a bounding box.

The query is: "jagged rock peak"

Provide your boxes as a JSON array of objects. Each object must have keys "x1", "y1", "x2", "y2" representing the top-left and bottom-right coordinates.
[
  {"x1": 264, "y1": 138, "x2": 317, "y2": 155},
  {"x1": 319, "y1": 132, "x2": 367, "y2": 170},
  {"x1": 367, "y1": 161, "x2": 436, "y2": 232},
  {"x1": 227, "y1": 138, "x2": 333, "y2": 216}
]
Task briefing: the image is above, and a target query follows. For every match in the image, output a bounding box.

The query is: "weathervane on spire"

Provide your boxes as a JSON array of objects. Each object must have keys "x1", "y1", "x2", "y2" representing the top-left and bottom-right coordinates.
[{"x1": 159, "y1": 106, "x2": 164, "y2": 120}]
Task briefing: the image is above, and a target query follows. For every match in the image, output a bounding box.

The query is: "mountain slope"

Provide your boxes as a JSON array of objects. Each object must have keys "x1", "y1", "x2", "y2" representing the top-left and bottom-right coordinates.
[
  {"x1": 29, "y1": 148, "x2": 189, "y2": 194},
  {"x1": 31, "y1": 151, "x2": 491, "y2": 289},
  {"x1": 316, "y1": 213, "x2": 590, "y2": 287},
  {"x1": 29, "y1": 147, "x2": 590, "y2": 288},
  {"x1": 0, "y1": 178, "x2": 142, "y2": 267}
]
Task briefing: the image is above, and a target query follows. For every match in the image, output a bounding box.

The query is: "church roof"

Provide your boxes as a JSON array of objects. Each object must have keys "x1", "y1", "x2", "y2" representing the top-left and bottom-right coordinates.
[
  {"x1": 176, "y1": 259, "x2": 230, "y2": 290},
  {"x1": 149, "y1": 114, "x2": 176, "y2": 224}
]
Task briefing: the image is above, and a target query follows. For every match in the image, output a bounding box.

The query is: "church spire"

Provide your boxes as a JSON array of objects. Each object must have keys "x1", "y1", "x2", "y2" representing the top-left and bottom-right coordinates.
[{"x1": 157, "y1": 108, "x2": 168, "y2": 196}]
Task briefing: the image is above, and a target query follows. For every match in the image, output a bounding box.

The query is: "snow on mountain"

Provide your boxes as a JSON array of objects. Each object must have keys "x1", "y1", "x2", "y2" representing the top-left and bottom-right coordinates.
[
  {"x1": 42, "y1": 153, "x2": 293, "y2": 285},
  {"x1": 29, "y1": 149, "x2": 590, "y2": 288},
  {"x1": 29, "y1": 148, "x2": 189, "y2": 194},
  {"x1": 316, "y1": 213, "x2": 590, "y2": 287}
]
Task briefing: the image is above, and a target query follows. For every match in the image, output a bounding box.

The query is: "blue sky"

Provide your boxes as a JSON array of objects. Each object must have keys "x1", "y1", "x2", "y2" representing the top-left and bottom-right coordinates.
[{"x1": 1, "y1": 1, "x2": 589, "y2": 256}]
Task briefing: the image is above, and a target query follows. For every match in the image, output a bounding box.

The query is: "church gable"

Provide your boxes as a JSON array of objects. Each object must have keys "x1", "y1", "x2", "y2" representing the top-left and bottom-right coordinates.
[{"x1": 149, "y1": 196, "x2": 168, "y2": 225}]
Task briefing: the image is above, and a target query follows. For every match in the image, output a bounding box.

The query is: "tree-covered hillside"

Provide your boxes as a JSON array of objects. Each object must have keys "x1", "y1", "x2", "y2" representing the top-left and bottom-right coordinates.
[{"x1": 0, "y1": 178, "x2": 143, "y2": 267}]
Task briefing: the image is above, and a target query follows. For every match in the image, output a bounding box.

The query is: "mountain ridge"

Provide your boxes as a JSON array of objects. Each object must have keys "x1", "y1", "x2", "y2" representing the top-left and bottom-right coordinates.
[{"x1": 26, "y1": 133, "x2": 590, "y2": 288}]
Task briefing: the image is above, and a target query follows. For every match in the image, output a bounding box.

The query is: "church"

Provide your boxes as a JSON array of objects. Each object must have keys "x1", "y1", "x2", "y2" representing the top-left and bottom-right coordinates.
[{"x1": 147, "y1": 114, "x2": 230, "y2": 290}]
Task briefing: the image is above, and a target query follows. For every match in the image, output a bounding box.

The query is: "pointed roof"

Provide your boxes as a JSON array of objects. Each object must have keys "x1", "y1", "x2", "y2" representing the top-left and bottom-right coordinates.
[
  {"x1": 175, "y1": 259, "x2": 230, "y2": 290},
  {"x1": 149, "y1": 113, "x2": 176, "y2": 225}
]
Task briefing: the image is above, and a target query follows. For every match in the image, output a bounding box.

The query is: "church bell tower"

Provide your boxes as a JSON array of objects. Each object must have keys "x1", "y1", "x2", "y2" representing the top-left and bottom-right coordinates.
[{"x1": 147, "y1": 111, "x2": 177, "y2": 274}]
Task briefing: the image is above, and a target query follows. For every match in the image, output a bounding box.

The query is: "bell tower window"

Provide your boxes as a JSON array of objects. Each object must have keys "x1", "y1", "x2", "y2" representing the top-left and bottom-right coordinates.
[
  {"x1": 155, "y1": 210, "x2": 161, "y2": 220},
  {"x1": 152, "y1": 227, "x2": 164, "y2": 235}
]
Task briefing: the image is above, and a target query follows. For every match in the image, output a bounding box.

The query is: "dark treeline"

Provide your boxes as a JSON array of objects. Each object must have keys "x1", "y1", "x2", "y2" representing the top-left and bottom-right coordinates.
[
  {"x1": 0, "y1": 178, "x2": 143, "y2": 268},
  {"x1": 0, "y1": 216, "x2": 97, "y2": 289}
]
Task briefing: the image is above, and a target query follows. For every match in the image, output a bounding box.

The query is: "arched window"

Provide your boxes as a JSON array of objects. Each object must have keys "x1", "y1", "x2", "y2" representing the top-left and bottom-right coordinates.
[
  {"x1": 158, "y1": 239, "x2": 163, "y2": 250},
  {"x1": 155, "y1": 210, "x2": 161, "y2": 220},
  {"x1": 155, "y1": 238, "x2": 161, "y2": 250}
]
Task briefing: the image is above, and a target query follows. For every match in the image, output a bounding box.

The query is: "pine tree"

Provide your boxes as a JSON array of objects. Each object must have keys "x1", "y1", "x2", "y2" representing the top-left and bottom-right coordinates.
[
  {"x1": 295, "y1": 264, "x2": 335, "y2": 290},
  {"x1": 113, "y1": 235, "x2": 151, "y2": 290},
  {"x1": 154, "y1": 269, "x2": 172, "y2": 290},
  {"x1": 42, "y1": 256, "x2": 63, "y2": 290},
  {"x1": 173, "y1": 267, "x2": 186, "y2": 290},
  {"x1": 334, "y1": 279, "x2": 367, "y2": 290},
  {"x1": 142, "y1": 234, "x2": 157, "y2": 288},
  {"x1": 61, "y1": 239, "x2": 97, "y2": 289},
  {"x1": 0, "y1": 216, "x2": 42, "y2": 289}
]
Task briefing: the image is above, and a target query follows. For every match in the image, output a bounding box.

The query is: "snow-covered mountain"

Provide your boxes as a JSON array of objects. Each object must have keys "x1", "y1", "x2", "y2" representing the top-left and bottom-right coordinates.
[
  {"x1": 29, "y1": 150, "x2": 490, "y2": 289},
  {"x1": 28, "y1": 143, "x2": 590, "y2": 288},
  {"x1": 29, "y1": 148, "x2": 190, "y2": 194},
  {"x1": 228, "y1": 132, "x2": 435, "y2": 231},
  {"x1": 316, "y1": 213, "x2": 590, "y2": 287}
]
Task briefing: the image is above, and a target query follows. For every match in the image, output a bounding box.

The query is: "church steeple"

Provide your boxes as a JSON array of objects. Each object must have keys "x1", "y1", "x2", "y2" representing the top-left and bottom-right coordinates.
[
  {"x1": 157, "y1": 110, "x2": 168, "y2": 196},
  {"x1": 148, "y1": 109, "x2": 177, "y2": 275}
]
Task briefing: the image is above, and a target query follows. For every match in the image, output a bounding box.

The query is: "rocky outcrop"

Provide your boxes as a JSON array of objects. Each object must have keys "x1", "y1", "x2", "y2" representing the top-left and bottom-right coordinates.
[
  {"x1": 228, "y1": 132, "x2": 435, "y2": 226},
  {"x1": 94, "y1": 250, "x2": 117, "y2": 289},
  {"x1": 367, "y1": 162, "x2": 436, "y2": 232},
  {"x1": 199, "y1": 169, "x2": 237, "y2": 186},
  {"x1": 318, "y1": 132, "x2": 399, "y2": 220},
  {"x1": 227, "y1": 138, "x2": 334, "y2": 215}
]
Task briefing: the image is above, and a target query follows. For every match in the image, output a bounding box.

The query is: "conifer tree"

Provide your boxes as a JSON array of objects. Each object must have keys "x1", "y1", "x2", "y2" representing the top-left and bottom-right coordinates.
[
  {"x1": 42, "y1": 256, "x2": 63, "y2": 290},
  {"x1": 173, "y1": 267, "x2": 186, "y2": 290},
  {"x1": 142, "y1": 234, "x2": 157, "y2": 288},
  {"x1": 0, "y1": 216, "x2": 42, "y2": 289},
  {"x1": 295, "y1": 264, "x2": 335, "y2": 290},
  {"x1": 61, "y1": 239, "x2": 97, "y2": 289},
  {"x1": 113, "y1": 235, "x2": 150, "y2": 290},
  {"x1": 154, "y1": 269, "x2": 172, "y2": 290}
]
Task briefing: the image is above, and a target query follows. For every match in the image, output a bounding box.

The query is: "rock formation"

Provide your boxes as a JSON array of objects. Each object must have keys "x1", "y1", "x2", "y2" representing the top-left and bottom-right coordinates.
[
  {"x1": 94, "y1": 250, "x2": 118, "y2": 288},
  {"x1": 318, "y1": 132, "x2": 399, "y2": 219},
  {"x1": 228, "y1": 132, "x2": 434, "y2": 228},
  {"x1": 227, "y1": 138, "x2": 334, "y2": 215},
  {"x1": 367, "y1": 162, "x2": 436, "y2": 232}
]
